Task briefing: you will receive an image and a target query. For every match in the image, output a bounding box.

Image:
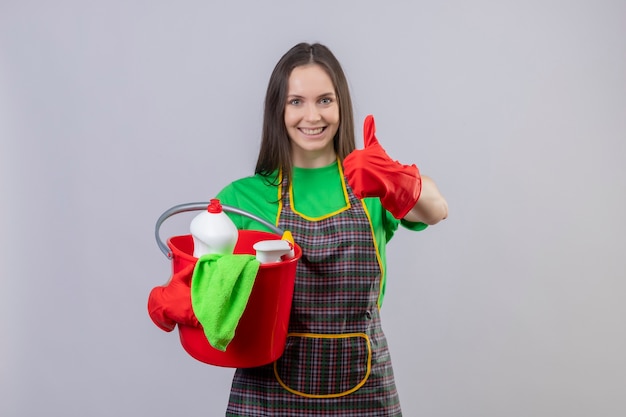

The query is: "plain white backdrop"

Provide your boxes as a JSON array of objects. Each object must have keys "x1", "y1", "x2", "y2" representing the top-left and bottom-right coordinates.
[{"x1": 1, "y1": 1, "x2": 625, "y2": 416}]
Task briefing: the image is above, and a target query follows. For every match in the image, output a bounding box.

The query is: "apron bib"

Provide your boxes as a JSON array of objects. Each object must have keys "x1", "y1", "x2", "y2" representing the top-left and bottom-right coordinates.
[{"x1": 226, "y1": 171, "x2": 402, "y2": 416}]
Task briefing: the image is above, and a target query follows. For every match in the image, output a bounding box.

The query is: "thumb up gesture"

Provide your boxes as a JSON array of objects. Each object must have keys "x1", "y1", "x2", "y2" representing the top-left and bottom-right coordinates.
[{"x1": 343, "y1": 115, "x2": 422, "y2": 219}]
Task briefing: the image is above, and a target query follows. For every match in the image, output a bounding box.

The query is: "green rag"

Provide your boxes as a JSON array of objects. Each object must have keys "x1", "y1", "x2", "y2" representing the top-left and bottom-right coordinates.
[{"x1": 191, "y1": 253, "x2": 260, "y2": 351}]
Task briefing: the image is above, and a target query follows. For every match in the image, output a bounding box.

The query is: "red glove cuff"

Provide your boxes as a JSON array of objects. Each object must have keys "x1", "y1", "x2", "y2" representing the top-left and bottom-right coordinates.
[{"x1": 381, "y1": 163, "x2": 421, "y2": 219}]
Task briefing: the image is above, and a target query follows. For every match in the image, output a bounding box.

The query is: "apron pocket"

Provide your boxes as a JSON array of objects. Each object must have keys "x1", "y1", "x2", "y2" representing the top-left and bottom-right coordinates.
[{"x1": 273, "y1": 332, "x2": 372, "y2": 398}]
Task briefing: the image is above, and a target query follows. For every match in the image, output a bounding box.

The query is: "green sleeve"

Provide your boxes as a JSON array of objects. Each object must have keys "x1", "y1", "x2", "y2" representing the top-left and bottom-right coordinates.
[{"x1": 215, "y1": 174, "x2": 281, "y2": 233}]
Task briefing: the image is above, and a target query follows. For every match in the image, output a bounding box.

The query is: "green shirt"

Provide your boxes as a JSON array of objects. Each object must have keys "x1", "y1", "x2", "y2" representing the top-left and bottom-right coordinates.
[{"x1": 216, "y1": 160, "x2": 427, "y2": 306}]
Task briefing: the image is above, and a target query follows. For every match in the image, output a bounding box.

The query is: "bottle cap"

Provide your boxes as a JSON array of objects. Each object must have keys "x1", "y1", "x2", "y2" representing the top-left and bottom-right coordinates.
[{"x1": 207, "y1": 199, "x2": 223, "y2": 213}]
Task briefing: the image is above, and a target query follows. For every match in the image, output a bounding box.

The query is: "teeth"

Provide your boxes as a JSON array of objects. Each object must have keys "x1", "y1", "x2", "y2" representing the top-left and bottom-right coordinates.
[{"x1": 301, "y1": 127, "x2": 324, "y2": 135}]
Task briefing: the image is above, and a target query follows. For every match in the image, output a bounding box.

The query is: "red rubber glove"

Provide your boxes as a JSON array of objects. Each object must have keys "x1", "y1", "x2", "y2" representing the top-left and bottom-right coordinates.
[
  {"x1": 147, "y1": 263, "x2": 200, "y2": 332},
  {"x1": 343, "y1": 115, "x2": 422, "y2": 219}
]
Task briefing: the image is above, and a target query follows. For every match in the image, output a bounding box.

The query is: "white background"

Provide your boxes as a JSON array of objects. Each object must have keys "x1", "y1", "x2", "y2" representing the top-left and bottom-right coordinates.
[{"x1": 1, "y1": 1, "x2": 625, "y2": 416}]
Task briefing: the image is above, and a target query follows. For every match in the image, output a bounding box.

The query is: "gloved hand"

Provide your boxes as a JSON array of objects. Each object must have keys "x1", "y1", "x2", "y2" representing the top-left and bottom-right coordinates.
[
  {"x1": 148, "y1": 263, "x2": 200, "y2": 332},
  {"x1": 343, "y1": 115, "x2": 422, "y2": 219}
]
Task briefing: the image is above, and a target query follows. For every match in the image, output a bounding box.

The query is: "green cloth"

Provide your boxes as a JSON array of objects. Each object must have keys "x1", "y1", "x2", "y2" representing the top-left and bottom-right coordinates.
[
  {"x1": 215, "y1": 160, "x2": 427, "y2": 307},
  {"x1": 191, "y1": 253, "x2": 261, "y2": 351}
]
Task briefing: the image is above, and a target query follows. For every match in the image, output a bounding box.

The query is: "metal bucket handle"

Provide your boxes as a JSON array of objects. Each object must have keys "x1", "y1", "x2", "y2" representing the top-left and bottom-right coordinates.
[{"x1": 155, "y1": 202, "x2": 284, "y2": 259}]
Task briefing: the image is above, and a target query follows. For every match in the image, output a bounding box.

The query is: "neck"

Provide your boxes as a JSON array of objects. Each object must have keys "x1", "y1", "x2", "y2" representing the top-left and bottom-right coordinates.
[{"x1": 292, "y1": 151, "x2": 337, "y2": 168}]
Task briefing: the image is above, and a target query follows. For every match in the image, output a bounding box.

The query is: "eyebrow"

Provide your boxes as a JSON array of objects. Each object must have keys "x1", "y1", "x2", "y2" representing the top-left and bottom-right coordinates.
[{"x1": 286, "y1": 92, "x2": 336, "y2": 99}]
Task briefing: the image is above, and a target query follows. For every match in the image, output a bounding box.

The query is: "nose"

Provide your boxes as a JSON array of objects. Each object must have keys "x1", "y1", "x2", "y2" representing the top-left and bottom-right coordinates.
[{"x1": 304, "y1": 103, "x2": 321, "y2": 122}]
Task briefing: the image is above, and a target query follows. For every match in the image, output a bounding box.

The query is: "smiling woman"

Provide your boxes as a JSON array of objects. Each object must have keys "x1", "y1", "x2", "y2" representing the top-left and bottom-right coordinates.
[
  {"x1": 212, "y1": 42, "x2": 447, "y2": 416},
  {"x1": 144, "y1": 42, "x2": 448, "y2": 416}
]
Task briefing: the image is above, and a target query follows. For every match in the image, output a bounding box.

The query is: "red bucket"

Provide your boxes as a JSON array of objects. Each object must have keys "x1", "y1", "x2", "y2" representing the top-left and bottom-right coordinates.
[{"x1": 155, "y1": 203, "x2": 301, "y2": 368}]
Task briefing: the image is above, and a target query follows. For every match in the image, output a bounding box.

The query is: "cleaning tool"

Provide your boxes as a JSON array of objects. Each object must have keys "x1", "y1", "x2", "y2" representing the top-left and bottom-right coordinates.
[
  {"x1": 253, "y1": 239, "x2": 294, "y2": 263},
  {"x1": 148, "y1": 262, "x2": 200, "y2": 332},
  {"x1": 150, "y1": 202, "x2": 301, "y2": 368},
  {"x1": 190, "y1": 199, "x2": 238, "y2": 257},
  {"x1": 191, "y1": 253, "x2": 260, "y2": 351}
]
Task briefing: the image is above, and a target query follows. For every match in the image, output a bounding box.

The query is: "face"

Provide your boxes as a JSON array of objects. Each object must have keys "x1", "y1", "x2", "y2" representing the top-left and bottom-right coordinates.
[{"x1": 284, "y1": 64, "x2": 340, "y2": 168}]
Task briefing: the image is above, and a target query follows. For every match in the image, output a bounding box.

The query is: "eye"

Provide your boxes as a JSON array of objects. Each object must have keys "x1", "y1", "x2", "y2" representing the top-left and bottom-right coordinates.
[
  {"x1": 288, "y1": 98, "x2": 301, "y2": 106},
  {"x1": 319, "y1": 97, "x2": 333, "y2": 105}
]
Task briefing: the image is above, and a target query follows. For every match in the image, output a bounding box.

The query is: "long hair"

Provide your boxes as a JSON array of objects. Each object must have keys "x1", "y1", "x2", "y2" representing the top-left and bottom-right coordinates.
[{"x1": 255, "y1": 43, "x2": 355, "y2": 189}]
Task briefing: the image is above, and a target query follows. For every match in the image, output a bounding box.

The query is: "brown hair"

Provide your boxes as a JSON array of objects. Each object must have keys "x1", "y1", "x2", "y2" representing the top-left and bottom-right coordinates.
[{"x1": 255, "y1": 42, "x2": 355, "y2": 188}]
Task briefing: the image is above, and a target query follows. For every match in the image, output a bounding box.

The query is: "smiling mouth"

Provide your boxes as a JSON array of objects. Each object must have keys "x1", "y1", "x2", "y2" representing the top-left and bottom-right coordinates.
[{"x1": 299, "y1": 127, "x2": 325, "y2": 135}]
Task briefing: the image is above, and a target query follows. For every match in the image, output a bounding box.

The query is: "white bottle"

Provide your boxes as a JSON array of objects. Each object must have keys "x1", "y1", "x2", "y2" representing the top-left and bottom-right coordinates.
[
  {"x1": 253, "y1": 240, "x2": 293, "y2": 264},
  {"x1": 190, "y1": 199, "x2": 238, "y2": 257}
]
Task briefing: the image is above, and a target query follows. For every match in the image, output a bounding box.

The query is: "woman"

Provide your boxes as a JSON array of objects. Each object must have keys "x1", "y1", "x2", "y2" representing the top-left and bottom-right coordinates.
[{"x1": 215, "y1": 42, "x2": 448, "y2": 416}]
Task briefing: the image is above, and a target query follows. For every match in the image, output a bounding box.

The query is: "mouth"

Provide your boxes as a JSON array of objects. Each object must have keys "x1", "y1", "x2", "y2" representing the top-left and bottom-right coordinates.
[{"x1": 298, "y1": 127, "x2": 326, "y2": 136}]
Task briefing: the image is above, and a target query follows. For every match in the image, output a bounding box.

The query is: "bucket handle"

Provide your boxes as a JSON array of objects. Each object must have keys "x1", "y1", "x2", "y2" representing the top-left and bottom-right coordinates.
[{"x1": 155, "y1": 202, "x2": 284, "y2": 259}]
